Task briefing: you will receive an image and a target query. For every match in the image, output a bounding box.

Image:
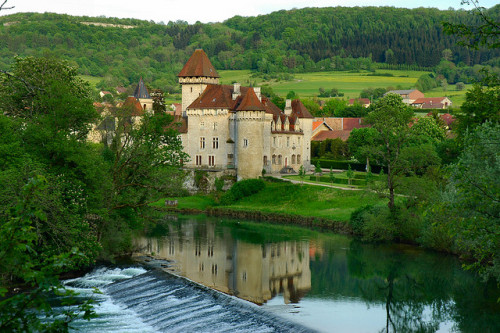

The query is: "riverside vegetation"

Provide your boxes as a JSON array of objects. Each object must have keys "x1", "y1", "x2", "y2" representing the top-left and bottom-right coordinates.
[{"x1": 0, "y1": 2, "x2": 499, "y2": 330}]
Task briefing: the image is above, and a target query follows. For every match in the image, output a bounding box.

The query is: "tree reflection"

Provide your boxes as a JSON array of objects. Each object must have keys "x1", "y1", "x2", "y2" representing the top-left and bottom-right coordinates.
[{"x1": 346, "y1": 241, "x2": 499, "y2": 332}]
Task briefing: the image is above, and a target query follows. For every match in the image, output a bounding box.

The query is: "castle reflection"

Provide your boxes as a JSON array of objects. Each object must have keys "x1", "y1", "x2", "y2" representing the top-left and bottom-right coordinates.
[{"x1": 134, "y1": 219, "x2": 311, "y2": 305}]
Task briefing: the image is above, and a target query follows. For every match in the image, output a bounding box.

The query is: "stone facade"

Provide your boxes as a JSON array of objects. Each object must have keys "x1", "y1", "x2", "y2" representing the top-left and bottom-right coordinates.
[{"x1": 178, "y1": 49, "x2": 313, "y2": 180}]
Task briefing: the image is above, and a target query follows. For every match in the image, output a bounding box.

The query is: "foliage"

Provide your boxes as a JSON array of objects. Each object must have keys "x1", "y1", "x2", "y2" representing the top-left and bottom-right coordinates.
[
  {"x1": 298, "y1": 165, "x2": 306, "y2": 184},
  {"x1": 346, "y1": 164, "x2": 354, "y2": 185},
  {"x1": 415, "y1": 73, "x2": 438, "y2": 92},
  {"x1": 364, "y1": 94, "x2": 415, "y2": 210},
  {"x1": 409, "y1": 117, "x2": 447, "y2": 146},
  {"x1": 435, "y1": 122, "x2": 500, "y2": 282},
  {"x1": 220, "y1": 179, "x2": 265, "y2": 205},
  {"x1": 456, "y1": 73, "x2": 500, "y2": 137},
  {"x1": 442, "y1": 1, "x2": 500, "y2": 49},
  {"x1": 0, "y1": 176, "x2": 96, "y2": 331},
  {"x1": 0, "y1": 7, "x2": 498, "y2": 89}
]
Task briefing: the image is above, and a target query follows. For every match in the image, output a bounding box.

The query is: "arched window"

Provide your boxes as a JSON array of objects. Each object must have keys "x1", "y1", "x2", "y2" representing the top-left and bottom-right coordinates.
[
  {"x1": 297, "y1": 154, "x2": 301, "y2": 164},
  {"x1": 272, "y1": 155, "x2": 276, "y2": 164},
  {"x1": 278, "y1": 155, "x2": 282, "y2": 165},
  {"x1": 263, "y1": 156, "x2": 268, "y2": 166},
  {"x1": 292, "y1": 155, "x2": 296, "y2": 164}
]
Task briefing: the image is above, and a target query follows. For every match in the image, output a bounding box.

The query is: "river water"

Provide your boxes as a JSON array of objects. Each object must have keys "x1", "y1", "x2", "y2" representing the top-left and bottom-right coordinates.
[{"x1": 61, "y1": 215, "x2": 499, "y2": 332}]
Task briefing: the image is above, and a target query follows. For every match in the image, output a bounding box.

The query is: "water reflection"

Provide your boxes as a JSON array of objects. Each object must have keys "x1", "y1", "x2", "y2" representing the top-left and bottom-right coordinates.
[
  {"x1": 134, "y1": 219, "x2": 311, "y2": 305},
  {"x1": 133, "y1": 216, "x2": 500, "y2": 333}
]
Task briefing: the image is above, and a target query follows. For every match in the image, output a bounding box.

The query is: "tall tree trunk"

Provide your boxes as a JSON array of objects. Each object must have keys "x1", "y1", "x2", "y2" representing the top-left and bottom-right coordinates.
[{"x1": 387, "y1": 165, "x2": 395, "y2": 211}]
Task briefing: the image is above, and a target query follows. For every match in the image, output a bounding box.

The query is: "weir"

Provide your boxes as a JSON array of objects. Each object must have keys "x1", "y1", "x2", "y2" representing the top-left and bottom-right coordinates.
[
  {"x1": 63, "y1": 266, "x2": 314, "y2": 332},
  {"x1": 105, "y1": 270, "x2": 314, "y2": 332}
]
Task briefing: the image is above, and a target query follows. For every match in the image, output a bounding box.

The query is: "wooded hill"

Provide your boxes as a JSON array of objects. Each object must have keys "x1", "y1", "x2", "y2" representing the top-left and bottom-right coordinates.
[{"x1": 1, "y1": 6, "x2": 498, "y2": 91}]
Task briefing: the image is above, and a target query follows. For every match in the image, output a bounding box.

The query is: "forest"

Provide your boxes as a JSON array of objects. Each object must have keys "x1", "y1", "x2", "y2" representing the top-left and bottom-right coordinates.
[{"x1": 0, "y1": 5, "x2": 499, "y2": 92}]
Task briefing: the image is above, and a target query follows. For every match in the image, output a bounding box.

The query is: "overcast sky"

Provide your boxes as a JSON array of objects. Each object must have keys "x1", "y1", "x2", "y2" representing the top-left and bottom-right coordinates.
[{"x1": 1, "y1": 0, "x2": 497, "y2": 24}]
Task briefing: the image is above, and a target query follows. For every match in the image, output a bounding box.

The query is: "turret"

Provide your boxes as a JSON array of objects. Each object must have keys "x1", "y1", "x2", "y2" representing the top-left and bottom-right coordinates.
[{"x1": 178, "y1": 49, "x2": 220, "y2": 114}]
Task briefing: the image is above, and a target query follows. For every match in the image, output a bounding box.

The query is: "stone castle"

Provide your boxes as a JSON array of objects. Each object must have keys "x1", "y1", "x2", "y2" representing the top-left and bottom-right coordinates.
[
  {"x1": 176, "y1": 49, "x2": 313, "y2": 179},
  {"x1": 90, "y1": 49, "x2": 313, "y2": 180}
]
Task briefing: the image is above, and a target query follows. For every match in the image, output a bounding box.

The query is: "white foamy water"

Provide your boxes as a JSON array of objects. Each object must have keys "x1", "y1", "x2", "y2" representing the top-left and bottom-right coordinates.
[{"x1": 61, "y1": 266, "x2": 157, "y2": 333}]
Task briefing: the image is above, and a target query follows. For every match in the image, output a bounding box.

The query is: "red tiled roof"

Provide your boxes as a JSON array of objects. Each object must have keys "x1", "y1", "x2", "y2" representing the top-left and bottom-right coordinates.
[
  {"x1": 123, "y1": 96, "x2": 144, "y2": 116},
  {"x1": 312, "y1": 130, "x2": 352, "y2": 141},
  {"x1": 178, "y1": 49, "x2": 220, "y2": 78},
  {"x1": 348, "y1": 98, "x2": 370, "y2": 105},
  {"x1": 312, "y1": 121, "x2": 324, "y2": 131},
  {"x1": 236, "y1": 88, "x2": 266, "y2": 111},
  {"x1": 343, "y1": 118, "x2": 368, "y2": 130},
  {"x1": 413, "y1": 97, "x2": 446, "y2": 105},
  {"x1": 262, "y1": 97, "x2": 282, "y2": 121},
  {"x1": 291, "y1": 99, "x2": 314, "y2": 118}
]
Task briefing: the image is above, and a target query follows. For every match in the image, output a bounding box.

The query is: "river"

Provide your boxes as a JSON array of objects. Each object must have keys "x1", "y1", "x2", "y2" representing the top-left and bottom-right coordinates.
[{"x1": 60, "y1": 215, "x2": 499, "y2": 332}]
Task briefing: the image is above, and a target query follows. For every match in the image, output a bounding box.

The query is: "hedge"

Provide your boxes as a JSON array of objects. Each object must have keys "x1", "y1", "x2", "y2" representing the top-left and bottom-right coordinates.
[
  {"x1": 311, "y1": 158, "x2": 387, "y2": 173},
  {"x1": 309, "y1": 175, "x2": 366, "y2": 186}
]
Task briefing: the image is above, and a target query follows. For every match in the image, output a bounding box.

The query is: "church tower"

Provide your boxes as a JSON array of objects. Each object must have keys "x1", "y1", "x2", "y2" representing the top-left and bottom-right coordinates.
[
  {"x1": 134, "y1": 77, "x2": 153, "y2": 113},
  {"x1": 178, "y1": 49, "x2": 220, "y2": 114}
]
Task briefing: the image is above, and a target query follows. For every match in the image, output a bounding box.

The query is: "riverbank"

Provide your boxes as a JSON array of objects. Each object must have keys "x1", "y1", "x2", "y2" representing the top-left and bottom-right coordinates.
[{"x1": 152, "y1": 181, "x2": 388, "y2": 234}]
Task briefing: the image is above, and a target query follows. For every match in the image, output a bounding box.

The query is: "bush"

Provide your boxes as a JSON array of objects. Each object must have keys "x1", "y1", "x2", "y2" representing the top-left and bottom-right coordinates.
[
  {"x1": 220, "y1": 179, "x2": 265, "y2": 205},
  {"x1": 349, "y1": 204, "x2": 394, "y2": 240},
  {"x1": 309, "y1": 175, "x2": 367, "y2": 186},
  {"x1": 311, "y1": 158, "x2": 387, "y2": 173}
]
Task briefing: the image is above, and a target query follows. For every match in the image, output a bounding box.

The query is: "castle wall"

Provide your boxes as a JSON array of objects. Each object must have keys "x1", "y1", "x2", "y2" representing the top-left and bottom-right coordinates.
[
  {"x1": 183, "y1": 108, "x2": 231, "y2": 169},
  {"x1": 235, "y1": 110, "x2": 266, "y2": 180},
  {"x1": 179, "y1": 77, "x2": 219, "y2": 113}
]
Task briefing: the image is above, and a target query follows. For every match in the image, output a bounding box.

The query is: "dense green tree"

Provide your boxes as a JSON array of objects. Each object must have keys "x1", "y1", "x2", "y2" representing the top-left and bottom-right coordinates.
[{"x1": 364, "y1": 94, "x2": 414, "y2": 210}]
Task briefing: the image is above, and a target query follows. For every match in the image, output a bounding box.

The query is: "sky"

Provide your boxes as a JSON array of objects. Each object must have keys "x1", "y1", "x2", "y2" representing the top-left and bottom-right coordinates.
[{"x1": 1, "y1": 0, "x2": 497, "y2": 24}]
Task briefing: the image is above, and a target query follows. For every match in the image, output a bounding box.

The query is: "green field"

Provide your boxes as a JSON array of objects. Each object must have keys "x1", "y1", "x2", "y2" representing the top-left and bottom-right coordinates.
[
  {"x1": 219, "y1": 69, "x2": 469, "y2": 107},
  {"x1": 83, "y1": 69, "x2": 470, "y2": 108}
]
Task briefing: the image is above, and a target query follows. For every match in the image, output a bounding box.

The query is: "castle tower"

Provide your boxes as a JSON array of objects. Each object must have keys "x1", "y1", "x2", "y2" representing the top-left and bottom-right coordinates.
[
  {"x1": 178, "y1": 49, "x2": 220, "y2": 114},
  {"x1": 134, "y1": 77, "x2": 153, "y2": 113},
  {"x1": 235, "y1": 88, "x2": 267, "y2": 180}
]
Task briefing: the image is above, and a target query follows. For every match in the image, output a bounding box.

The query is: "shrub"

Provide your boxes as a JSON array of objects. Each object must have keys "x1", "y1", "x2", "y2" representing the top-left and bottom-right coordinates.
[
  {"x1": 220, "y1": 179, "x2": 265, "y2": 205},
  {"x1": 349, "y1": 204, "x2": 395, "y2": 241},
  {"x1": 311, "y1": 158, "x2": 387, "y2": 173}
]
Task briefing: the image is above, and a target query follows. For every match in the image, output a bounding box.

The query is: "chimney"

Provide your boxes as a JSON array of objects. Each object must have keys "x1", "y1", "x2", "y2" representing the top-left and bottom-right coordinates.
[
  {"x1": 284, "y1": 99, "x2": 292, "y2": 115},
  {"x1": 232, "y1": 83, "x2": 241, "y2": 100},
  {"x1": 254, "y1": 87, "x2": 261, "y2": 101}
]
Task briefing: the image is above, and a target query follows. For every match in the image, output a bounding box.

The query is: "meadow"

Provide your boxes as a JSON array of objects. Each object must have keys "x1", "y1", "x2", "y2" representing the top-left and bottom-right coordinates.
[
  {"x1": 83, "y1": 69, "x2": 470, "y2": 108},
  {"x1": 220, "y1": 69, "x2": 469, "y2": 107}
]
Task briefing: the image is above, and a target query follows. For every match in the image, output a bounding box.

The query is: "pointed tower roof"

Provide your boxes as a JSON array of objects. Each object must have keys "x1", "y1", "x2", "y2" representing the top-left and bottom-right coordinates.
[
  {"x1": 236, "y1": 88, "x2": 266, "y2": 111},
  {"x1": 134, "y1": 77, "x2": 151, "y2": 99},
  {"x1": 178, "y1": 49, "x2": 220, "y2": 78}
]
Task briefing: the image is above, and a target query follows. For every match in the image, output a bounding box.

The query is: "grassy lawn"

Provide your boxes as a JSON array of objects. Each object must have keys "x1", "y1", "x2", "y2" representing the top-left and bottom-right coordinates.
[
  {"x1": 80, "y1": 75, "x2": 101, "y2": 88},
  {"x1": 158, "y1": 182, "x2": 386, "y2": 222},
  {"x1": 227, "y1": 182, "x2": 385, "y2": 222}
]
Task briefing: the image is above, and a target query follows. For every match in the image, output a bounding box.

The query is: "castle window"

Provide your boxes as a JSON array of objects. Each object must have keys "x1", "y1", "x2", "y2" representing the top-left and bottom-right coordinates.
[
  {"x1": 287, "y1": 137, "x2": 290, "y2": 147},
  {"x1": 200, "y1": 122, "x2": 205, "y2": 128},
  {"x1": 243, "y1": 139, "x2": 249, "y2": 148},
  {"x1": 208, "y1": 155, "x2": 215, "y2": 167},
  {"x1": 297, "y1": 154, "x2": 301, "y2": 164},
  {"x1": 263, "y1": 156, "x2": 268, "y2": 166},
  {"x1": 298, "y1": 137, "x2": 301, "y2": 146},
  {"x1": 212, "y1": 137, "x2": 219, "y2": 149},
  {"x1": 190, "y1": 87, "x2": 193, "y2": 93},
  {"x1": 196, "y1": 155, "x2": 202, "y2": 166},
  {"x1": 292, "y1": 155, "x2": 296, "y2": 164},
  {"x1": 278, "y1": 155, "x2": 282, "y2": 165},
  {"x1": 272, "y1": 155, "x2": 276, "y2": 164},
  {"x1": 200, "y1": 137, "x2": 205, "y2": 149},
  {"x1": 213, "y1": 122, "x2": 218, "y2": 131}
]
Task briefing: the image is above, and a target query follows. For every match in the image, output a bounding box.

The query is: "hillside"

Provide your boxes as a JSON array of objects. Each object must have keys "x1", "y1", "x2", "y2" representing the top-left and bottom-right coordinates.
[{"x1": 0, "y1": 6, "x2": 498, "y2": 92}]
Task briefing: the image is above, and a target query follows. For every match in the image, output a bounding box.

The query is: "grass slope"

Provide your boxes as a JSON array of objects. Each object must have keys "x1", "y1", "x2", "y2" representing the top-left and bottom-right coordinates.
[{"x1": 158, "y1": 182, "x2": 386, "y2": 222}]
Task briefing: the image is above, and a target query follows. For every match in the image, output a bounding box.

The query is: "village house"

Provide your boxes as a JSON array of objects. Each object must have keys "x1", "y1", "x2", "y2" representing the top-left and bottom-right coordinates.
[
  {"x1": 411, "y1": 97, "x2": 452, "y2": 109},
  {"x1": 385, "y1": 89, "x2": 424, "y2": 104},
  {"x1": 311, "y1": 117, "x2": 368, "y2": 142},
  {"x1": 176, "y1": 49, "x2": 314, "y2": 179}
]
